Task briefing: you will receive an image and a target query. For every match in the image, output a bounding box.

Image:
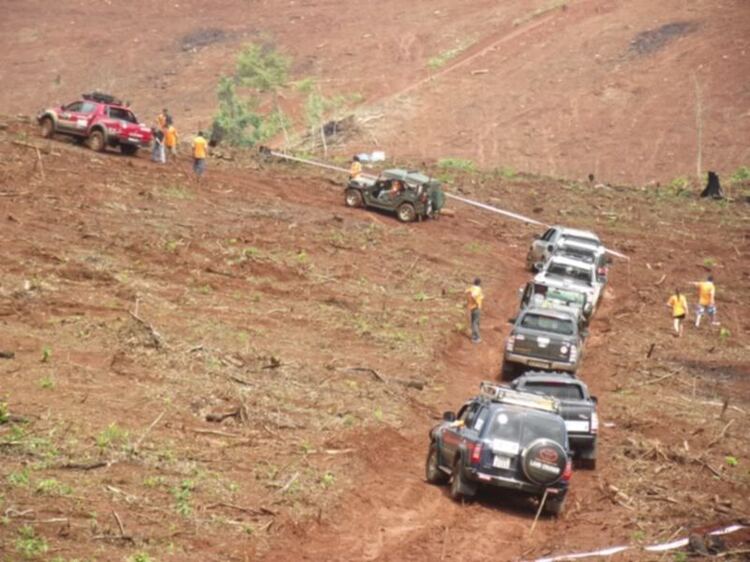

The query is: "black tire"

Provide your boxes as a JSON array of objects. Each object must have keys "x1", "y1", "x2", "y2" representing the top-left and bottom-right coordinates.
[
  {"x1": 344, "y1": 188, "x2": 363, "y2": 208},
  {"x1": 397, "y1": 203, "x2": 416, "y2": 223},
  {"x1": 40, "y1": 117, "x2": 55, "y2": 139},
  {"x1": 88, "y1": 130, "x2": 106, "y2": 152},
  {"x1": 120, "y1": 144, "x2": 138, "y2": 156},
  {"x1": 543, "y1": 495, "x2": 566, "y2": 517},
  {"x1": 501, "y1": 361, "x2": 517, "y2": 381},
  {"x1": 425, "y1": 443, "x2": 449, "y2": 485},
  {"x1": 449, "y1": 459, "x2": 477, "y2": 501}
]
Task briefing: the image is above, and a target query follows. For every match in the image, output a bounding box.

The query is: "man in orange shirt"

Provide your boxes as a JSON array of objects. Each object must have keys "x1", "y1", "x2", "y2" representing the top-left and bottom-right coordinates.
[
  {"x1": 465, "y1": 278, "x2": 484, "y2": 343},
  {"x1": 666, "y1": 288, "x2": 688, "y2": 337},
  {"x1": 192, "y1": 131, "x2": 208, "y2": 182},
  {"x1": 165, "y1": 123, "x2": 179, "y2": 159},
  {"x1": 692, "y1": 275, "x2": 717, "y2": 328},
  {"x1": 349, "y1": 155, "x2": 362, "y2": 181}
]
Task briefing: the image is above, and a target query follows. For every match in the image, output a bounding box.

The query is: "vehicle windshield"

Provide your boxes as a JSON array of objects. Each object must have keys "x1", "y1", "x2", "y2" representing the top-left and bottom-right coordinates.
[
  {"x1": 546, "y1": 263, "x2": 593, "y2": 286},
  {"x1": 562, "y1": 234, "x2": 599, "y2": 246},
  {"x1": 546, "y1": 288, "x2": 585, "y2": 307},
  {"x1": 520, "y1": 313, "x2": 576, "y2": 335},
  {"x1": 108, "y1": 107, "x2": 137, "y2": 123},
  {"x1": 488, "y1": 411, "x2": 565, "y2": 446},
  {"x1": 523, "y1": 382, "x2": 584, "y2": 400}
]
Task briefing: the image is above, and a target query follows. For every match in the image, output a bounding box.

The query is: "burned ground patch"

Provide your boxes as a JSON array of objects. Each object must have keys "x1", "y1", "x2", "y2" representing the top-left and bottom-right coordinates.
[{"x1": 629, "y1": 21, "x2": 699, "y2": 56}]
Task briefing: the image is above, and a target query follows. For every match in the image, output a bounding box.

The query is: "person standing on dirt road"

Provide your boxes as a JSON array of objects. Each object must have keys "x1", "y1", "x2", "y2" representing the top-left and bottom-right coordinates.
[
  {"x1": 192, "y1": 131, "x2": 208, "y2": 182},
  {"x1": 165, "y1": 123, "x2": 179, "y2": 159},
  {"x1": 151, "y1": 127, "x2": 166, "y2": 164},
  {"x1": 350, "y1": 155, "x2": 362, "y2": 181},
  {"x1": 667, "y1": 288, "x2": 688, "y2": 337},
  {"x1": 692, "y1": 275, "x2": 718, "y2": 328},
  {"x1": 466, "y1": 278, "x2": 484, "y2": 343}
]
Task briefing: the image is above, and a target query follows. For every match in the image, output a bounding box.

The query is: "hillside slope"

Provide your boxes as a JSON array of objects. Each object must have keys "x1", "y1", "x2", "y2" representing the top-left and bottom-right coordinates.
[{"x1": 1, "y1": 0, "x2": 748, "y2": 183}]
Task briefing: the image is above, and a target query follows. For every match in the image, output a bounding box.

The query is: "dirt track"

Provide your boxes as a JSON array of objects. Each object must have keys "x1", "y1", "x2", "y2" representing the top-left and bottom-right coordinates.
[{"x1": 1, "y1": 117, "x2": 748, "y2": 560}]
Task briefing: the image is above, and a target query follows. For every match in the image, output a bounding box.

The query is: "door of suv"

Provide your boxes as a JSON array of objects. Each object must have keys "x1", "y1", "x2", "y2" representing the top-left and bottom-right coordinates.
[
  {"x1": 442, "y1": 401, "x2": 481, "y2": 465},
  {"x1": 529, "y1": 228, "x2": 558, "y2": 268},
  {"x1": 57, "y1": 101, "x2": 85, "y2": 132}
]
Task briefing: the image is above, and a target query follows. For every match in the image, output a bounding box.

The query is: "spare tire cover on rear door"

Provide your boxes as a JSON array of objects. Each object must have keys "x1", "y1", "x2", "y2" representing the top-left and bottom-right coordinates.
[{"x1": 521, "y1": 438, "x2": 567, "y2": 485}]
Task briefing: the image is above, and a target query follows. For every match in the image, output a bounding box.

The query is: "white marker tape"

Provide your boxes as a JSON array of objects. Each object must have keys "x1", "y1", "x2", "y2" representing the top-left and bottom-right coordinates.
[
  {"x1": 267, "y1": 151, "x2": 629, "y2": 260},
  {"x1": 529, "y1": 524, "x2": 746, "y2": 561}
]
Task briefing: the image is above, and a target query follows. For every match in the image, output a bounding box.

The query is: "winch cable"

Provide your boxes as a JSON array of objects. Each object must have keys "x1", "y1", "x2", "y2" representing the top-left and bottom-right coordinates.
[{"x1": 267, "y1": 150, "x2": 629, "y2": 260}]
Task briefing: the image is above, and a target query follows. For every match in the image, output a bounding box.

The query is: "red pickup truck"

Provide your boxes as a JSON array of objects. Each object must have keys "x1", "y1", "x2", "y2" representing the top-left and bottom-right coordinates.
[{"x1": 37, "y1": 92, "x2": 153, "y2": 155}]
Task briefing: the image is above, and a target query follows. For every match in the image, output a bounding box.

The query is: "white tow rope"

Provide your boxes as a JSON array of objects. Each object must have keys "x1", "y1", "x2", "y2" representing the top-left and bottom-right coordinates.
[
  {"x1": 530, "y1": 523, "x2": 747, "y2": 561},
  {"x1": 267, "y1": 150, "x2": 629, "y2": 260}
]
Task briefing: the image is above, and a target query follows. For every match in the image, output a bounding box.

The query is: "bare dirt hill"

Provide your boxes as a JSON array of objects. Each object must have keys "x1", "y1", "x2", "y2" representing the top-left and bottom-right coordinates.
[{"x1": 1, "y1": 0, "x2": 749, "y2": 183}]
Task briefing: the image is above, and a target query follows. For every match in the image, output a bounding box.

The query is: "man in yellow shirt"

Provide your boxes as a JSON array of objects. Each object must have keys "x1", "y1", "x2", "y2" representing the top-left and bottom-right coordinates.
[
  {"x1": 192, "y1": 131, "x2": 208, "y2": 182},
  {"x1": 349, "y1": 156, "x2": 362, "y2": 182},
  {"x1": 692, "y1": 275, "x2": 717, "y2": 328},
  {"x1": 666, "y1": 288, "x2": 688, "y2": 337},
  {"x1": 465, "y1": 278, "x2": 484, "y2": 343}
]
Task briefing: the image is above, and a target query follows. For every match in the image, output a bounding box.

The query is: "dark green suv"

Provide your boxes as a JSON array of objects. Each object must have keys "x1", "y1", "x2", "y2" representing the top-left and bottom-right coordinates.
[{"x1": 345, "y1": 168, "x2": 444, "y2": 222}]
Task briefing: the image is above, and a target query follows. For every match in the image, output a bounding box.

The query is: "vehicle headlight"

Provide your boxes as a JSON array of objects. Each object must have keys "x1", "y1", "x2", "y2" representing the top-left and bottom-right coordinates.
[
  {"x1": 107, "y1": 127, "x2": 119, "y2": 134},
  {"x1": 560, "y1": 344, "x2": 569, "y2": 355}
]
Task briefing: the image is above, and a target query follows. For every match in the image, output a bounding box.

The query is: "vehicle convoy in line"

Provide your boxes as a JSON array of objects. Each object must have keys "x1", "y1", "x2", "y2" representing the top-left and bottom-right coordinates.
[
  {"x1": 38, "y1": 92, "x2": 153, "y2": 155},
  {"x1": 534, "y1": 254, "x2": 603, "y2": 310},
  {"x1": 552, "y1": 239, "x2": 611, "y2": 284},
  {"x1": 345, "y1": 168, "x2": 444, "y2": 222},
  {"x1": 527, "y1": 225, "x2": 602, "y2": 272},
  {"x1": 426, "y1": 382, "x2": 572, "y2": 516},
  {"x1": 510, "y1": 372, "x2": 599, "y2": 469},
  {"x1": 502, "y1": 307, "x2": 584, "y2": 378},
  {"x1": 518, "y1": 281, "x2": 593, "y2": 328}
]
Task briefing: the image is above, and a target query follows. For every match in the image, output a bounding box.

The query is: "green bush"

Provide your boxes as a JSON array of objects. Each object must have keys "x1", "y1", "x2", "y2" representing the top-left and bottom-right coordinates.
[{"x1": 438, "y1": 158, "x2": 475, "y2": 172}]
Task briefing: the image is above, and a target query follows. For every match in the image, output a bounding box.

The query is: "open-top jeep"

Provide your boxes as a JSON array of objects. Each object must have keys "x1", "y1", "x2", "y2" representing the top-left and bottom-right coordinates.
[
  {"x1": 426, "y1": 382, "x2": 572, "y2": 516},
  {"x1": 345, "y1": 168, "x2": 444, "y2": 222}
]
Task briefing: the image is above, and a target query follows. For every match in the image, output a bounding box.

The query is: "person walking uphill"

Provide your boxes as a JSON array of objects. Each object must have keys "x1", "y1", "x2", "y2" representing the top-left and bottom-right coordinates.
[
  {"x1": 667, "y1": 288, "x2": 688, "y2": 337},
  {"x1": 466, "y1": 278, "x2": 484, "y2": 343},
  {"x1": 693, "y1": 275, "x2": 718, "y2": 327},
  {"x1": 192, "y1": 131, "x2": 208, "y2": 182}
]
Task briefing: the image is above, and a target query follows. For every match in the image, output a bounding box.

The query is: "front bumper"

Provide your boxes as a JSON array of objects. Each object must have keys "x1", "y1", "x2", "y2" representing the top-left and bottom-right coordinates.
[{"x1": 504, "y1": 352, "x2": 578, "y2": 373}]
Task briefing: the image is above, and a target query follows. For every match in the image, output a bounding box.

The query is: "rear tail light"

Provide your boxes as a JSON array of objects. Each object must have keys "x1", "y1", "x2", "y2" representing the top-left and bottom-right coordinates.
[
  {"x1": 591, "y1": 412, "x2": 599, "y2": 434},
  {"x1": 505, "y1": 336, "x2": 515, "y2": 352},
  {"x1": 562, "y1": 459, "x2": 573, "y2": 482},
  {"x1": 470, "y1": 442, "x2": 483, "y2": 464}
]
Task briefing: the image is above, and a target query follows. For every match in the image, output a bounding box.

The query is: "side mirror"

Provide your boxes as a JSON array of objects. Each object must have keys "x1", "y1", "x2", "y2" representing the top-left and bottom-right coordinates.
[
  {"x1": 508, "y1": 317, "x2": 517, "y2": 325},
  {"x1": 581, "y1": 329, "x2": 590, "y2": 338},
  {"x1": 517, "y1": 287, "x2": 524, "y2": 298},
  {"x1": 591, "y1": 396, "x2": 598, "y2": 404},
  {"x1": 442, "y1": 411, "x2": 456, "y2": 422},
  {"x1": 534, "y1": 234, "x2": 541, "y2": 240},
  {"x1": 547, "y1": 244, "x2": 554, "y2": 252}
]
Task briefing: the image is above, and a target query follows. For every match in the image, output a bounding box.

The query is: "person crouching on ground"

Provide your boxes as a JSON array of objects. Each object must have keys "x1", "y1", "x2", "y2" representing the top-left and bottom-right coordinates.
[
  {"x1": 192, "y1": 131, "x2": 208, "y2": 182},
  {"x1": 667, "y1": 288, "x2": 688, "y2": 337},
  {"x1": 466, "y1": 278, "x2": 484, "y2": 343}
]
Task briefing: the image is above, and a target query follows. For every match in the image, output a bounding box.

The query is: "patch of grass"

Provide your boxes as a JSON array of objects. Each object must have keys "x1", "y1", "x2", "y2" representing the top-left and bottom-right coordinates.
[
  {"x1": 513, "y1": 0, "x2": 567, "y2": 26},
  {"x1": 35, "y1": 478, "x2": 72, "y2": 496},
  {"x1": 15, "y1": 525, "x2": 48, "y2": 559},
  {"x1": 725, "y1": 455, "x2": 739, "y2": 467},
  {"x1": 719, "y1": 327, "x2": 731, "y2": 342},
  {"x1": 438, "y1": 158, "x2": 475, "y2": 172},
  {"x1": 127, "y1": 554, "x2": 156, "y2": 562},
  {"x1": 143, "y1": 475, "x2": 166, "y2": 488},
  {"x1": 730, "y1": 166, "x2": 750, "y2": 184},
  {"x1": 465, "y1": 241, "x2": 487, "y2": 254},
  {"x1": 161, "y1": 184, "x2": 193, "y2": 200},
  {"x1": 172, "y1": 480, "x2": 194, "y2": 517},
  {"x1": 96, "y1": 423, "x2": 129, "y2": 450},
  {"x1": 320, "y1": 471, "x2": 335, "y2": 488},
  {"x1": 493, "y1": 166, "x2": 517, "y2": 179},
  {"x1": 39, "y1": 375, "x2": 55, "y2": 390},
  {"x1": 8, "y1": 468, "x2": 30, "y2": 488},
  {"x1": 41, "y1": 346, "x2": 52, "y2": 363},
  {"x1": 428, "y1": 39, "x2": 475, "y2": 70},
  {"x1": 0, "y1": 401, "x2": 9, "y2": 424},
  {"x1": 702, "y1": 257, "x2": 716, "y2": 268}
]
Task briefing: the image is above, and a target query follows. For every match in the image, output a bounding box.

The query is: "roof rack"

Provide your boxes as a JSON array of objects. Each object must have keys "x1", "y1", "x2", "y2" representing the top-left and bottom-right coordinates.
[
  {"x1": 82, "y1": 92, "x2": 123, "y2": 105},
  {"x1": 479, "y1": 381, "x2": 560, "y2": 413}
]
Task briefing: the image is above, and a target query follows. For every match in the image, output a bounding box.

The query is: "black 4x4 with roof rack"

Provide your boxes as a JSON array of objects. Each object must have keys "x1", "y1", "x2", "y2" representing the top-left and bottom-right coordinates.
[{"x1": 425, "y1": 382, "x2": 572, "y2": 516}]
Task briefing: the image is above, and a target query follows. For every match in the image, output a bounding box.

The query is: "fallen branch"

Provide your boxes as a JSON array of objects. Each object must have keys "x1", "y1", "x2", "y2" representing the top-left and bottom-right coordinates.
[
  {"x1": 133, "y1": 411, "x2": 166, "y2": 454},
  {"x1": 278, "y1": 472, "x2": 300, "y2": 494},
  {"x1": 191, "y1": 428, "x2": 246, "y2": 439},
  {"x1": 128, "y1": 311, "x2": 164, "y2": 349},
  {"x1": 204, "y1": 502, "x2": 277, "y2": 517},
  {"x1": 707, "y1": 419, "x2": 735, "y2": 448},
  {"x1": 57, "y1": 460, "x2": 111, "y2": 471},
  {"x1": 638, "y1": 372, "x2": 677, "y2": 386},
  {"x1": 654, "y1": 273, "x2": 667, "y2": 286},
  {"x1": 343, "y1": 366, "x2": 387, "y2": 383}
]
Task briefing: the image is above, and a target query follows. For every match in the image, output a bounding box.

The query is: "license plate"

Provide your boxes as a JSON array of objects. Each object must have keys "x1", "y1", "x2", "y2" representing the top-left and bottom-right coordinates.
[
  {"x1": 129, "y1": 136, "x2": 140, "y2": 143},
  {"x1": 565, "y1": 420, "x2": 590, "y2": 432},
  {"x1": 528, "y1": 360, "x2": 550, "y2": 369},
  {"x1": 493, "y1": 455, "x2": 511, "y2": 469}
]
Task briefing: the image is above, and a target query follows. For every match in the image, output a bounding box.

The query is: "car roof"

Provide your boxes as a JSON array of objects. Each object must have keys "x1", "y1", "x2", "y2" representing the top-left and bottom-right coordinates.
[
  {"x1": 382, "y1": 169, "x2": 432, "y2": 184},
  {"x1": 523, "y1": 306, "x2": 578, "y2": 321},
  {"x1": 553, "y1": 226, "x2": 601, "y2": 243},
  {"x1": 515, "y1": 371, "x2": 587, "y2": 387},
  {"x1": 558, "y1": 239, "x2": 602, "y2": 253},
  {"x1": 547, "y1": 255, "x2": 596, "y2": 269}
]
